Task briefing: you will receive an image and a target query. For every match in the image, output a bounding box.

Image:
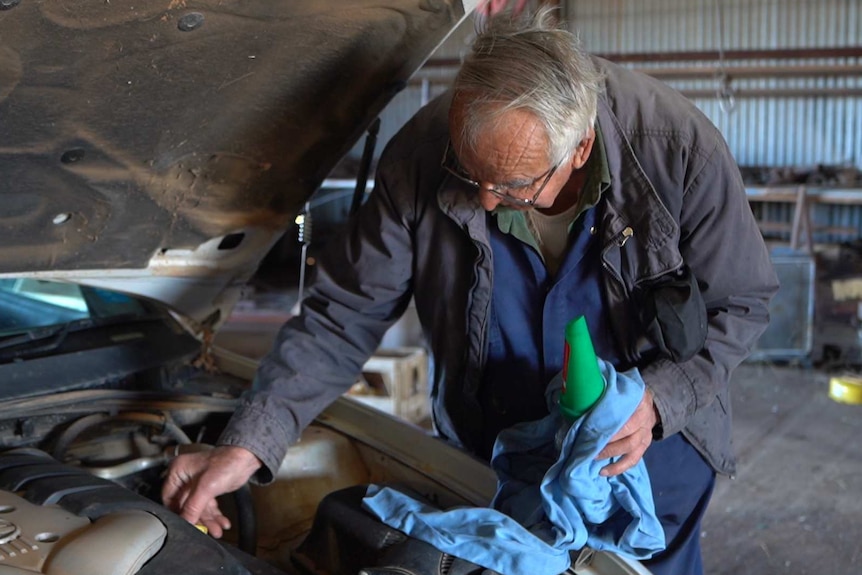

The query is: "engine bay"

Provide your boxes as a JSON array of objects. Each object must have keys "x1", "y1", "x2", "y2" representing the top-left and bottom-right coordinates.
[
  {"x1": 0, "y1": 448, "x2": 282, "y2": 575},
  {"x1": 0, "y1": 336, "x2": 493, "y2": 575}
]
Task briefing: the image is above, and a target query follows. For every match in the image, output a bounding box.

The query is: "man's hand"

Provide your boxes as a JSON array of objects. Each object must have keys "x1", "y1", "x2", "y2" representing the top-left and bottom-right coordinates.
[
  {"x1": 595, "y1": 388, "x2": 658, "y2": 477},
  {"x1": 162, "y1": 445, "x2": 262, "y2": 538}
]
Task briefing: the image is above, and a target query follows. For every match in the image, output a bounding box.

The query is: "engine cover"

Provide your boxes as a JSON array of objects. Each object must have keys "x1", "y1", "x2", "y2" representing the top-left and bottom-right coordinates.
[
  {"x1": 0, "y1": 449, "x2": 284, "y2": 575},
  {"x1": 0, "y1": 490, "x2": 165, "y2": 575}
]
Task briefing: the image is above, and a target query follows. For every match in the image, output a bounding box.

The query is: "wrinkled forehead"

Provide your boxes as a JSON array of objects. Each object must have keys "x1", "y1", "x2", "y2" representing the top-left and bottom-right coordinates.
[{"x1": 448, "y1": 95, "x2": 551, "y2": 169}]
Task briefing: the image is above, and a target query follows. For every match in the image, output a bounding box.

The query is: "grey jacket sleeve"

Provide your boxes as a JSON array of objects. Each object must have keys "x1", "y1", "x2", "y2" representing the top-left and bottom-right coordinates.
[
  {"x1": 218, "y1": 166, "x2": 415, "y2": 482},
  {"x1": 641, "y1": 137, "x2": 779, "y2": 438}
]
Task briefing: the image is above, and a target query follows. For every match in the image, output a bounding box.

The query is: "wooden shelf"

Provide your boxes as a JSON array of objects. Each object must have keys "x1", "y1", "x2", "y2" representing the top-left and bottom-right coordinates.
[{"x1": 743, "y1": 186, "x2": 862, "y2": 252}]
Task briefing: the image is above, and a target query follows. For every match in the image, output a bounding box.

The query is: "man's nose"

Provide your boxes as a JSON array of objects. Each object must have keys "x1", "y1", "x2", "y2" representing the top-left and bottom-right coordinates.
[{"x1": 477, "y1": 187, "x2": 503, "y2": 211}]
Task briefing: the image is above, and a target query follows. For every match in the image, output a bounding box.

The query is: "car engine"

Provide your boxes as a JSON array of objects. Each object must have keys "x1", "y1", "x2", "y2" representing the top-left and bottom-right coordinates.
[{"x1": 0, "y1": 448, "x2": 283, "y2": 575}]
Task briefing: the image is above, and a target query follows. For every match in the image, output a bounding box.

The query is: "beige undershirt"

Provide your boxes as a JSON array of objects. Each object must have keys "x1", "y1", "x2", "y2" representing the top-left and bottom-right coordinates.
[{"x1": 526, "y1": 201, "x2": 583, "y2": 276}]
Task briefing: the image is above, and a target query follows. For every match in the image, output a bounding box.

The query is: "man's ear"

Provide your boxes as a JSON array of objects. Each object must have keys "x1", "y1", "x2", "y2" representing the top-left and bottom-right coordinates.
[{"x1": 570, "y1": 128, "x2": 596, "y2": 170}]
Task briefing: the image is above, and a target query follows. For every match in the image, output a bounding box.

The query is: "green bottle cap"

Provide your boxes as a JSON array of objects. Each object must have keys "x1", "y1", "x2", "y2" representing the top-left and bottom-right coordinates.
[{"x1": 560, "y1": 316, "x2": 605, "y2": 421}]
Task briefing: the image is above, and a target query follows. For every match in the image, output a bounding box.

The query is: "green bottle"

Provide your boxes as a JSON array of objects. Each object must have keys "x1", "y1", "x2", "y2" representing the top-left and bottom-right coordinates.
[{"x1": 559, "y1": 316, "x2": 606, "y2": 421}]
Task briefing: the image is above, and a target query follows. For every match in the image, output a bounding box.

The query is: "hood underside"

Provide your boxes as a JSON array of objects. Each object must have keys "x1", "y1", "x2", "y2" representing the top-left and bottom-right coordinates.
[{"x1": 0, "y1": 0, "x2": 471, "y2": 323}]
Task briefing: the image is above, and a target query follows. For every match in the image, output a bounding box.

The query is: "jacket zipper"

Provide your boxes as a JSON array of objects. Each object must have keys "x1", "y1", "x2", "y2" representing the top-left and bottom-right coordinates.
[
  {"x1": 463, "y1": 224, "x2": 491, "y2": 393},
  {"x1": 600, "y1": 225, "x2": 634, "y2": 284},
  {"x1": 601, "y1": 225, "x2": 637, "y2": 365}
]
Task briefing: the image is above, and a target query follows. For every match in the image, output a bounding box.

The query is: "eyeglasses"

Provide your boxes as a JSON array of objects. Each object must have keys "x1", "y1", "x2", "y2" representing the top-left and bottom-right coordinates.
[{"x1": 441, "y1": 141, "x2": 558, "y2": 207}]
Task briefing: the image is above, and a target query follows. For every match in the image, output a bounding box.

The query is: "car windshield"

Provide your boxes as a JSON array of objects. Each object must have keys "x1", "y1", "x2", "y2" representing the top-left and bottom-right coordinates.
[{"x1": 0, "y1": 278, "x2": 150, "y2": 338}]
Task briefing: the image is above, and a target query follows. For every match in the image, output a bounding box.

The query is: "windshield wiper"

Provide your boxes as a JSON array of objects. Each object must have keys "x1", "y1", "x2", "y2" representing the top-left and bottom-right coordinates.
[
  {"x1": 0, "y1": 321, "x2": 79, "y2": 355},
  {"x1": 0, "y1": 314, "x2": 164, "y2": 362}
]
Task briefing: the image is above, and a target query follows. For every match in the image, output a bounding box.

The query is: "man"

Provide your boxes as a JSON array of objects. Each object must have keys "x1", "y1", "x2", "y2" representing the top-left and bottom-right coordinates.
[{"x1": 163, "y1": 8, "x2": 778, "y2": 575}]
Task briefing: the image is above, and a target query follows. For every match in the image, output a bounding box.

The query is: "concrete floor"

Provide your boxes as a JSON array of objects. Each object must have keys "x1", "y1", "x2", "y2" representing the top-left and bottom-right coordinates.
[
  {"x1": 215, "y1": 292, "x2": 862, "y2": 575},
  {"x1": 702, "y1": 362, "x2": 862, "y2": 575}
]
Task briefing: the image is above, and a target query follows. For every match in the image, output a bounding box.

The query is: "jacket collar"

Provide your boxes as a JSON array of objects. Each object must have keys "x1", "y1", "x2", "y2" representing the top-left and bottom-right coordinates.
[{"x1": 596, "y1": 96, "x2": 683, "y2": 279}]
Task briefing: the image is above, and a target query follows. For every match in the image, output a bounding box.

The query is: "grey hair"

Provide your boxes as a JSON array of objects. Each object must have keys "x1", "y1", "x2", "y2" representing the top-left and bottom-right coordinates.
[{"x1": 452, "y1": 7, "x2": 604, "y2": 166}]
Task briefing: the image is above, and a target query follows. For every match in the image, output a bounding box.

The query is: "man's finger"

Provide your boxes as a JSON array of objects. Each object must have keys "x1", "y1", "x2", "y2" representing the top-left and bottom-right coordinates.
[
  {"x1": 600, "y1": 452, "x2": 639, "y2": 477},
  {"x1": 197, "y1": 503, "x2": 230, "y2": 539},
  {"x1": 595, "y1": 426, "x2": 652, "y2": 476},
  {"x1": 607, "y1": 418, "x2": 639, "y2": 443},
  {"x1": 176, "y1": 488, "x2": 193, "y2": 518},
  {"x1": 179, "y1": 490, "x2": 211, "y2": 527},
  {"x1": 596, "y1": 433, "x2": 638, "y2": 460},
  {"x1": 200, "y1": 518, "x2": 223, "y2": 539},
  {"x1": 161, "y1": 469, "x2": 188, "y2": 511}
]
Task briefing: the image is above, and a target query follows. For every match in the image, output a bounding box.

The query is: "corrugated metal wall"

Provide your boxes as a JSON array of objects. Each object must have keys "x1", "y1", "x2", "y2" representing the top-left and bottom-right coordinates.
[
  {"x1": 565, "y1": 0, "x2": 862, "y2": 243},
  {"x1": 366, "y1": 0, "x2": 862, "y2": 172},
  {"x1": 567, "y1": 0, "x2": 862, "y2": 170},
  {"x1": 331, "y1": 1, "x2": 862, "y2": 243}
]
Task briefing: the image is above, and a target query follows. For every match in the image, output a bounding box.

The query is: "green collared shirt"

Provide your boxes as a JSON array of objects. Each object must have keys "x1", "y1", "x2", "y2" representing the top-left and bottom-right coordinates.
[{"x1": 492, "y1": 125, "x2": 611, "y2": 256}]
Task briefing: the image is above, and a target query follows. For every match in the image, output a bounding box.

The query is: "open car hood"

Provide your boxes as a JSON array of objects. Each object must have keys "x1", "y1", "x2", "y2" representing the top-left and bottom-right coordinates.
[{"x1": 0, "y1": 0, "x2": 474, "y2": 329}]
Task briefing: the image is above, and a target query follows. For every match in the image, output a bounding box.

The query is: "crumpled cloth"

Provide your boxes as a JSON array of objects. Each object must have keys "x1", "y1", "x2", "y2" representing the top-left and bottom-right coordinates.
[{"x1": 362, "y1": 359, "x2": 666, "y2": 575}]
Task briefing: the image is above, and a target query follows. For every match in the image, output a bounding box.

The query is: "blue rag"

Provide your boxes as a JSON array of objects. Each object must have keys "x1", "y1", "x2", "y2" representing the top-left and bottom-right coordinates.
[{"x1": 362, "y1": 360, "x2": 666, "y2": 575}]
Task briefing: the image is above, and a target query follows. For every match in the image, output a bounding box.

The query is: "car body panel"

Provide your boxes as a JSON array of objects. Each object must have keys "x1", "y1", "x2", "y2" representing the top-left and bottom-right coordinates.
[{"x1": 0, "y1": 0, "x2": 475, "y2": 325}]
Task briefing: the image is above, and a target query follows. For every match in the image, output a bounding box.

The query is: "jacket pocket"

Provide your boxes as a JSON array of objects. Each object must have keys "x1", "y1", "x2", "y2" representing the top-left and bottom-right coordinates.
[{"x1": 635, "y1": 265, "x2": 707, "y2": 362}]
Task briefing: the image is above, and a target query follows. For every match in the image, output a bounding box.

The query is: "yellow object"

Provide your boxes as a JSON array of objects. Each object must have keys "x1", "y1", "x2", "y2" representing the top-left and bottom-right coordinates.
[
  {"x1": 194, "y1": 524, "x2": 208, "y2": 535},
  {"x1": 829, "y1": 375, "x2": 862, "y2": 405}
]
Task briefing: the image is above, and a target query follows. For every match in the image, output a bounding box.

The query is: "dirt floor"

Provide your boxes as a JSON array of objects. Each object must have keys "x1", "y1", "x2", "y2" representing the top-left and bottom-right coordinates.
[{"x1": 701, "y1": 362, "x2": 862, "y2": 575}]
